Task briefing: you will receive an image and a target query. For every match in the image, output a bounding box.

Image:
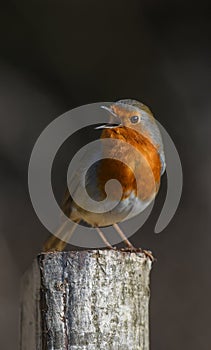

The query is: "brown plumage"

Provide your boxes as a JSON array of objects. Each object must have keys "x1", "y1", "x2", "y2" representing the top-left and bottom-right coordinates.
[{"x1": 98, "y1": 126, "x2": 161, "y2": 201}]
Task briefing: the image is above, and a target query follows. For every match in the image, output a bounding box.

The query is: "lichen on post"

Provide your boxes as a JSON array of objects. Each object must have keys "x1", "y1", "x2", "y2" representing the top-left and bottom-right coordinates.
[{"x1": 20, "y1": 250, "x2": 152, "y2": 350}]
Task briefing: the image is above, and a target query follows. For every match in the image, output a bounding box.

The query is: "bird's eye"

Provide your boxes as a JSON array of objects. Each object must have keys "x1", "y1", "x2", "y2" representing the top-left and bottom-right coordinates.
[{"x1": 130, "y1": 115, "x2": 140, "y2": 124}]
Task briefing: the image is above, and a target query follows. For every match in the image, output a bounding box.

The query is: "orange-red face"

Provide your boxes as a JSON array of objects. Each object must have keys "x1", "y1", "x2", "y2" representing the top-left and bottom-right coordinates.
[
  {"x1": 101, "y1": 102, "x2": 155, "y2": 136},
  {"x1": 111, "y1": 104, "x2": 142, "y2": 128},
  {"x1": 109, "y1": 104, "x2": 144, "y2": 131}
]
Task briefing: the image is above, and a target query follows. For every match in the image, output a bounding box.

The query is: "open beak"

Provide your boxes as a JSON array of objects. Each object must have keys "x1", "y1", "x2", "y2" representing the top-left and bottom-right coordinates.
[{"x1": 95, "y1": 105, "x2": 121, "y2": 129}]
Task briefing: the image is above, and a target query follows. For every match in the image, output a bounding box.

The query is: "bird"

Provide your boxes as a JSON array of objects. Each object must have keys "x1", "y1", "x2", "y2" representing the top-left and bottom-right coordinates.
[{"x1": 43, "y1": 99, "x2": 166, "y2": 253}]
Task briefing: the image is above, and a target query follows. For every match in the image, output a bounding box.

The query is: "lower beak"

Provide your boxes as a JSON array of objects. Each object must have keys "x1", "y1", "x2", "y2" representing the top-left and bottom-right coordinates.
[{"x1": 95, "y1": 123, "x2": 120, "y2": 130}]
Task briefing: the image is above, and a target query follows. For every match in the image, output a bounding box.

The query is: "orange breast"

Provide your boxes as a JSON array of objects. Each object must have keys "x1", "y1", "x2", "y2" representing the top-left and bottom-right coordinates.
[{"x1": 97, "y1": 126, "x2": 161, "y2": 201}]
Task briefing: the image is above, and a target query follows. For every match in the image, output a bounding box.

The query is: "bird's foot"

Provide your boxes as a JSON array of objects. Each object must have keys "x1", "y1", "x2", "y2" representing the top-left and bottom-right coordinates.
[
  {"x1": 142, "y1": 249, "x2": 155, "y2": 262},
  {"x1": 104, "y1": 245, "x2": 117, "y2": 250}
]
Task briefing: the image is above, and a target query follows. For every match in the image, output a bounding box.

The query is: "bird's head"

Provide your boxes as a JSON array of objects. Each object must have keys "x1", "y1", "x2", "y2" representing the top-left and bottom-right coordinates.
[
  {"x1": 99, "y1": 99, "x2": 166, "y2": 174},
  {"x1": 100, "y1": 99, "x2": 157, "y2": 138}
]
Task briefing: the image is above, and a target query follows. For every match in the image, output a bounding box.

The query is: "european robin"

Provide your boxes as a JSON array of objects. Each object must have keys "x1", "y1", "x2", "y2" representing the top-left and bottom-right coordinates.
[{"x1": 43, "y1": 99, "x2": 166, "y2": 252}]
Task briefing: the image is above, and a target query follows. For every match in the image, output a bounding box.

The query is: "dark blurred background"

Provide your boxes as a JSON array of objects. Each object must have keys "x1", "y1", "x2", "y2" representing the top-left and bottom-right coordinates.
[{"x1": 0, "y1": 0, "x2": 211, "y2": 349}]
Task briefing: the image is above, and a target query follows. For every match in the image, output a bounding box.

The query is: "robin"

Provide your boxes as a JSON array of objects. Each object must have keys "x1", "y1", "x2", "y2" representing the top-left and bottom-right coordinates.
[{"x1": 43, "y1": 99, "x2": 166, "y2": 252}]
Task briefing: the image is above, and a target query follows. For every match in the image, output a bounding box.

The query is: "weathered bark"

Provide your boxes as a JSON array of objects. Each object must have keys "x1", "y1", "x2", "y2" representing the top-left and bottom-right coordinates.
[{"x1": 20, "y1": 250, "x2": 152, "y2": 350}]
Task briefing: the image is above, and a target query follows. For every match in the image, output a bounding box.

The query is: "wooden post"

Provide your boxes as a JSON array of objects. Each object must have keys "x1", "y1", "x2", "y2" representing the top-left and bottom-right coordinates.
[{"x1": 20, "y1": 250, "x2": 152, "y2": 350}]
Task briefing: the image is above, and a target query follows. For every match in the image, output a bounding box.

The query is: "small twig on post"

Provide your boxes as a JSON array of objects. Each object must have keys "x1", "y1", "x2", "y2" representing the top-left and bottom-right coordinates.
[{"x1": 20, "y1": 250, "x2": 152, "y2": 350}]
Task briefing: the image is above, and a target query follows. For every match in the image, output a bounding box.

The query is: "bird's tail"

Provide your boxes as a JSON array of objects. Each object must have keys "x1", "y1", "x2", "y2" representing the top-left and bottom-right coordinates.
[{"x1": 42, "y1": 220, "x2": 79, "y2": 252}]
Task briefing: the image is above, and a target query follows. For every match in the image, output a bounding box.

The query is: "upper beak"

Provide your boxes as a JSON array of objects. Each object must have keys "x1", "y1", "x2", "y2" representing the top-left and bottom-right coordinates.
[
  {"x1": 95, "y1": 105, "x2": 121, "y2": 129},
  {"x1": 100, "y1": 105, "x2": 118, "y2": 118}
]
